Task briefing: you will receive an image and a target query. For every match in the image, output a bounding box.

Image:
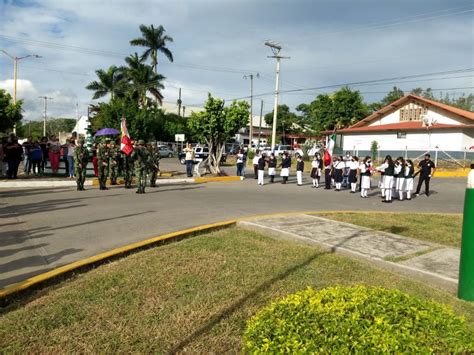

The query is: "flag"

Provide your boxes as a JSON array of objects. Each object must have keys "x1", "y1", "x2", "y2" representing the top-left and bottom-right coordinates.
[
  {"x1": 323, "y1": 129, "x2": 336, "y2": 166},
  {"x1": 120, "y1": 117, "x2": 134, "y2": 156}
]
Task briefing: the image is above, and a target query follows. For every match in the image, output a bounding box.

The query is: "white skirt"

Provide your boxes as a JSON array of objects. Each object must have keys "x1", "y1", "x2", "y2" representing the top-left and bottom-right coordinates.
[
  {"x1": 395, "y1": 177, "x2": 405, "y2": 190},
  {"x1": 383, "y1": 175, "x2": 394, "y2": 189},
  {"x1": 280, "y1": 168, "x2": 289, "y2": 177},
  {"x1": 404, "y1": 178, "x2": 414, "y2": 191},
  {"x1": 268, "y1": 167, "x2": 276, "y2": 176},
  {"x1": 361, "y1": 175, "x2": 371, "y2": 189}
]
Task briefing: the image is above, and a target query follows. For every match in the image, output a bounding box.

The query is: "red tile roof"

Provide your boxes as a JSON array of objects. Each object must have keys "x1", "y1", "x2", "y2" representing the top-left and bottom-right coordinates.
[
  {"x1": 337, "y1": 121, "x2": 474, "y2": 133},
  {"x1": 350, "y1": 94, "x2": 474, "y2": 129}
]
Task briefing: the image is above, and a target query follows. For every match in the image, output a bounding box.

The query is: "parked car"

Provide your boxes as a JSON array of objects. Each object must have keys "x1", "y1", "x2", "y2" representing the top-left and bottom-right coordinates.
[
  {"x1": 157, "y1": 145, "x2": 174, "y2": 158},
  {"x1": 272, "y1": 145, "x2": 294, "y2": 156},
  {"x1": 178, "y1": 146, "x2": 227, "y2": 164}
]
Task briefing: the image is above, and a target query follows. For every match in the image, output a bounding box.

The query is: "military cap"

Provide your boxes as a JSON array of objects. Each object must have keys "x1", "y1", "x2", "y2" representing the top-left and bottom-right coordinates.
[
  {"x1": 104, "y1": 138, "x2": 111, "y2": 143},
  {"x1": 138, "y1": 139, "x2": 145, "y2": 145}
]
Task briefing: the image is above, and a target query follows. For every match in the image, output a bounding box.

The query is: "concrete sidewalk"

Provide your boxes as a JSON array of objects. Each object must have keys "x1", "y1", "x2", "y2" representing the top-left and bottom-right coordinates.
[{"x1": 238, "y1": 214, "x2": 459, "y2": 293}]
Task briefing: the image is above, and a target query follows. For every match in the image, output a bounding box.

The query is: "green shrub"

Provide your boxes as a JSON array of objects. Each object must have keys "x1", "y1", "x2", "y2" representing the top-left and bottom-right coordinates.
[{"x1": 243, "y1": 286, "x2": 474, "y2": 353}]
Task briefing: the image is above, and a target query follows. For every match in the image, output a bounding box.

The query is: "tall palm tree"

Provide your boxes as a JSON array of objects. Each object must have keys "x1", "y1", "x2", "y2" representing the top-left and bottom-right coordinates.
[
  {"x1": 124, "y1": 53, "x2": 165, "y2": 106},
  {"x1": 130, "y1": 24, "x2": 174, "y2": 74},
  {"x1": 86, "y1": 65, "x2": 125, "y2": 100}
]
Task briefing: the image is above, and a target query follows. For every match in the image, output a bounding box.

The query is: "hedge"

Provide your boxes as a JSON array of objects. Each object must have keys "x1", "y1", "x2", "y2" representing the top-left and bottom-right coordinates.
[{"x1": 243, "y1": 286, "x2": 474, "y2": 353}]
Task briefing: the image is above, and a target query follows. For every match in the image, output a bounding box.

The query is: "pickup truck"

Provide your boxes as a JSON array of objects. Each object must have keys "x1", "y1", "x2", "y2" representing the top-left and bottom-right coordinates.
[{"x1": 178, "y1": 146, "x2": 227, "y2": 164}]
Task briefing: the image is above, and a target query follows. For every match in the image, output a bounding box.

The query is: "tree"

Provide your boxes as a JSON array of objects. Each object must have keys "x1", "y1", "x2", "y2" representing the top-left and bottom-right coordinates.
[
  {"x1": 0, "y1": 89, "x2": 23, "y2": 133},
  {"x1": 331, "y1": 87, "x2": 369, "y2": 129},
  {"x1": 264, "y1": 105, "x2": 300, "y2": 142},
  {"x1": 380, "y1": 86, "x2": 404, "y2": 106},
  {"x1": 130, "y1": 24, "x2": 174, "y2": 74},
  {"x1": 86, "y1": 65, "x2": 125, "y2": 100},
  {"x1": 188, "y1": 94, "x2": 249, "y2": 174}
]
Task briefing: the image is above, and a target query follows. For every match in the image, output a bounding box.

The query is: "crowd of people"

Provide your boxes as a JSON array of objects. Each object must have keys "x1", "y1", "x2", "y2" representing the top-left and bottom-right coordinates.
[{"x1": 244, "y1": 150, "x2": 436, "y2": 202}]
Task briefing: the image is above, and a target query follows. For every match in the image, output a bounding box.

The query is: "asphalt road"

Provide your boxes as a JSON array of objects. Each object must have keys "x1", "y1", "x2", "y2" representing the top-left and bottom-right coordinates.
[{"x1": 0, "y1": 173, "x2": 466, "y2": 289}]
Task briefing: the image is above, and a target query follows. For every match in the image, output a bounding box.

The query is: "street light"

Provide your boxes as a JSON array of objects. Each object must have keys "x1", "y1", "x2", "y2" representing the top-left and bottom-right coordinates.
[
  {"x1": 264, "y1": 40, "x2": 289, "y2": 152},
  {"x1": 1, "y1": 49, "x2": 41, "y2": 134}
]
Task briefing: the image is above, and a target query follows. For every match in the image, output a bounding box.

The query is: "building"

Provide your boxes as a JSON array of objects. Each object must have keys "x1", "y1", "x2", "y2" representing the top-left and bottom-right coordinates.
[
  {"x1": 235, "y1": 114, "x2": 271, "y2": 146},
  {"x1": 336, "y1": 94, "x2": 474, "y2": 157}
]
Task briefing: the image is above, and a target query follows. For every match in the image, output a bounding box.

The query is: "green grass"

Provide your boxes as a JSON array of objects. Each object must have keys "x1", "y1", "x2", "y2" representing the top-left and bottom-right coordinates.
[
  {"x1": 316, "y1": 212, "x2": 463, "y2": 248},
  {"x1": 1, "y1": 228, "x2": 472, "y2": 353}
]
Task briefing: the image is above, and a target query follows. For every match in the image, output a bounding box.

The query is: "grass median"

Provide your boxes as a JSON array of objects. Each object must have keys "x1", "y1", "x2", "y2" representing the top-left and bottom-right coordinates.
[{"x1": 1, "y1": 227, "x2": 472, "y2": 353}]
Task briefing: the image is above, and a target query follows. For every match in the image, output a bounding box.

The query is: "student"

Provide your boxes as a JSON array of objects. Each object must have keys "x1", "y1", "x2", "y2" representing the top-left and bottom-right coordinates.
[
  {"x1": 324, "y1": 157, "x2": 333, "y2": 190},
  {"x1": 257, "y1": 153, "x2": 266, "y2": 186},
  {"x1": 404, "y1": 159, "x2": 415, "y2": 200},
  {"x1": 394, "y1": 157, "x2": 406, "y2": 201},
  {"x1": 333, "y1": 156, "x2": 345, "y2": 191},
  {"x1": 280, "y1": 151, "x2": 291, "y2": 184},
  {"x1": 296, "y1": 154, "x2": 304, "y2": 186},
  {"x1": 348, "y1": 156, "x2": 359, "y2": 193},
  {"x1": 380, "y1": 155, "x2": 395, "y2": 203},
  {"x1": 236, "y1": 149, "x2": 244, "y2": 177},
  {"x1": 310, "y1": 153, "x2": 322, "y2": 188},
  {"x1": 252, "y1": 150, "x2": 260, "y2": 179},
  {"x1": 359, "y1": 156, "x2": 372, "y2": 198},
  {"x1": 342, "y1": 152, "x2": 351, "y2": 188},
  {"x1": 414, "y1": 153, "x2": 436, "y2": 197},
  {"x1": 29, "y1": 142, "x2": 43, "y2": 176},
  {"x1": 267, "y1": 153, "x2": 277, "y2": 183}
]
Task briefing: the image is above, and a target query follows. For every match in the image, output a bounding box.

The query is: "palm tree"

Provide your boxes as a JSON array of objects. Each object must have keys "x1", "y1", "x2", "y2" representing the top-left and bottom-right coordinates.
[
  {"x1": 130, "y1": 24, "x2": 174, "y2": 74},
  {"x1": 86, "y1": 65, "x2": 125, "y2": 100},
  {"x1": 124, "y1": 53, "x2": 165, "y2": 106}
]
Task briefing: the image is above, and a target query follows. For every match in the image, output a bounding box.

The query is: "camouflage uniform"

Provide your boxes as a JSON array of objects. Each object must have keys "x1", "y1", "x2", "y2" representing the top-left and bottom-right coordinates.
[
  {"x1": 122, "y1": 151, "x2": 134, "y2": 189},
  {"x1": 131, "y1": 140, "x2": 150, "y2": 193},
  {"x1": 97, "y1": 141, "x2": 110, "y2": 190},
  {"x1": 73, "y1": 138, "x2": 88, "y2": 191},
  {"x1": 148, "y1": 142, "x2": 161, "y2": 187},
  {"x1": 108, "y1": 142, "x2": 121, "y2": 185}
]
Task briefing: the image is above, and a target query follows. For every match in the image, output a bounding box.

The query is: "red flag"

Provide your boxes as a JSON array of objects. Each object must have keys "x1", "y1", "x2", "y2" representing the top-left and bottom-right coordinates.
[
  {"x1": 323, "y1": 149, "x2": 332, "y2": 166},
  {"x1": 120, "y1": 117, "x2": 134, "y2": 156}
]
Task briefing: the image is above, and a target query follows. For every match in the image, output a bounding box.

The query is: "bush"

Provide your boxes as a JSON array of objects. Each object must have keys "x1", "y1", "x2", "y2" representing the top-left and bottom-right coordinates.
[{"x1": 243, "y1": 286, "x2": 474, "y2": 353}]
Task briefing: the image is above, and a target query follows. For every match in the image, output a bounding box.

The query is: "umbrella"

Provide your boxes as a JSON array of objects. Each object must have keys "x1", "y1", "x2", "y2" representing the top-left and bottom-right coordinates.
[{"x1": 94, "y1": 128, "x2": 120, "y2": 136}]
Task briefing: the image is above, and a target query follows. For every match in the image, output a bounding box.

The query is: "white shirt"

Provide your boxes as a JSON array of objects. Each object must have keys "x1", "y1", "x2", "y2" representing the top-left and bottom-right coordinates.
[
  {"x1": 236, "y1": 153, "x2": 244, "y2": 164},
  {"x1": 252, "y1": 156, "x2": 260, "y2": 165},
  {"x1": 334, "y1": 161, "x2": 344, "y2": 169},
  {"x1": 348, "y1": 161, "x2": 358, "y2": 170},
  {"x1": 311, "y1": 159, "x2": 320, "y2": 168}
]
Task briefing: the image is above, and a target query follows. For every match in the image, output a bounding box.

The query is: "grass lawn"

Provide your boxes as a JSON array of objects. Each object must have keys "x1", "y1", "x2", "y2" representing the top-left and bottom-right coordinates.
[
  {"x1": 1, "y1": 227, "x2": 473, "y2": 353},
  {"x1": 316, "y1": 212, "x2": 462, "y2": 248}
]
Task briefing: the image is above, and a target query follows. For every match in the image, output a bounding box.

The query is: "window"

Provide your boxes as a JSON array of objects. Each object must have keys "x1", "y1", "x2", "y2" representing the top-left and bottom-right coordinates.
[{"x1": 397, "y1": 132, "x2": 406, "y2": 139}]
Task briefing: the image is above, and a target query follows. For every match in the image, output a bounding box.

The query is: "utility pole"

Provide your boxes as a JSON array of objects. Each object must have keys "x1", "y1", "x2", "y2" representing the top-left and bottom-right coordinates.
[
  {"x1": 39, "y1": 96, "x2": 53, "y2": 136},
  {"x1": 264, "y1": 41, "x2": 289, "y2": 152},
  {"x1": 258, "y1": 100, "x2": 264, "y2": 147},
  {"x1": 177, "y1": 88, "x2": 182, "y2": 117},
  {"x1": 244, "y1": 73, "x2": 259, "y2": 149},
  {"x1": 182, "y1": 106, "x2": 186, "y2": 118},
  {"x1": 75, "y1": 102, "x2": 79, "y2": 121},
  {"x1": 1, "y1": 49, "x2": 41, "y2": 134}
]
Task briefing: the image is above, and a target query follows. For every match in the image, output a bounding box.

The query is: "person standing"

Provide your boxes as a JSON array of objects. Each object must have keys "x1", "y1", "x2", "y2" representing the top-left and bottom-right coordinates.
[
  {"x1": 296, "y1": 154, "x2": 304, "y2": 186},
  {"x1": 66, "y1": 138, "x2": 76, "y2": 179},
  {"x1": 324, "y1": 157, "x2": 333, "y2": 190},
  {"x1": 148, "y1": 141, "x2": 160, "y2": 187},
  {"x1": 108, "y1": 141, "x2": 121, "y2": 185},
  {"x1": 132, "y1": 140, "x2": 150, "y2": 194},
  {"x1": 5, "y1": 135, "x2": 23, "y2": 179},
  {"x1": 252, "y1": 150, "x2": 260, "y2": 179},
  {"x1": 257, "y1": 152, "x2": 266, "y2": 186},
  {"x1": 184, "y1": 143, "x2": 194, "y2": 178},
  {"x1": 414, "y1": 153, "x2": 436, "y2": 197},
  {"x1": 267, "y1": 152, "x2": 277, "y2": 183},
  {"x1": 348, "y1": 156, "x2": 359, "y2": 193},
  {"x1": 380, "y1": 155, "x2": 395, "y2": 203},
  {"x1": 22, "y1": 136, "x2": 33, "y2": 175},
  {"x1": 29, "y1": 141, "x2": 43, "y2": 176},
  {"x1": 280, "y1": 151, "x2": 291, "y2": 184},
  {"x1": 97, "y1": 140, "x2": 110, "y2": 190},
  {"x1": 0, "y1": 137, "x2": 6, "y2": 177},
  {"x1": 404, "y1": 159, "x2": 415, "y2": 200},
  {"x1": 342, "y1": 152, "x2": 351, "y2": 188},
  {"x1": 394, "y1": 157, "x2": 406, "y2": 201},
  {"x1": 48, "y1": 135, "x2": 61, "y2": 174},
  {"x1": 333, "y1": 156, "x2": 345, "y2": 191},
  {"x1": 236, "y1": 149, "x2": 244, "y2": 177},
  {"x1": 122, "y1": 148, "x2": 134, "y2": 189},
  {"x1": 39, "y1": 137, "x2": 48, "y2": 176},
  {"x1": 359, "y1": 156, "x2": 372, "y2": 198},
  {"x1": 310, "y1": 153, "x2": 322, "y2": 188},
  {"x1": 74, "y1": 138, "x2": 89, "y2": 191}
]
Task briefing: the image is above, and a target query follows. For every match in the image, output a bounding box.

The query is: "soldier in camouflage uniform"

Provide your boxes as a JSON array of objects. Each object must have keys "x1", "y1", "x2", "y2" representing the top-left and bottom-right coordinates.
[
  {"x1": 97, "y1": 139, "x2": 110, "y2": 190},
  {"x1": 147, "y1": 141, "x2": 161, "y2": 187},
  {"x1": 122, "y1": 147, "x2": 134, "y2": 189},
  {"x1": 108, "y1": 141, "x2": 121, "y2": 185},
  {"x1": 131, "y1": 139, "x2": 150, "y2": 194},
  {"x1": 73, "y1": 137, "x2": 89, "y2": 191}
]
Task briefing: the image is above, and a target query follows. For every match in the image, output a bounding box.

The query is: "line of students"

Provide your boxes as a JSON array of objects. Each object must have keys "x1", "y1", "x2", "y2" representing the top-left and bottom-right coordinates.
[{"x1": 250, "y1": 151, "x2": 434, "y2": 203}]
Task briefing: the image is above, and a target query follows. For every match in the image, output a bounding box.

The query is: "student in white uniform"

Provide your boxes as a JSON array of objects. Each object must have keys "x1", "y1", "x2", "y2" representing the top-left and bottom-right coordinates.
[
  {"x1": 310, "y1": 153, "x2": 322, "y2": 188},
  {"x1": 252, "y1": 150, "x2": 260, "y2": 179},
  {"x1": 257, "y1": 153, "x2": 266, "y2": 185},
  {"x1": 379, "y1": 155, "x2": 395, "y2": 203},
  {"x1": 394, "y1": 157, "x2": 406, "y2": 201},
  {"x1": 359, "y1": 156, "x2": 372, "y2": 198},
  {"x1": 348, "y1": 156, "x2": 359, "y2": 193},
  {"x1": 280, "y1": 151, "x2": 291, "y2": 184},
  {"x1": 404, "y1": 159, "x2": 415, "y2": 200},
  {"x1": 267, "y1": 153, "x2": 277, "y2": 183},
  {"x1": 296, "y1": 154, "x2": 304, "y2": 186},
  {"x1": 333, "y1": 156, "x2": 345, "y2": 191}
]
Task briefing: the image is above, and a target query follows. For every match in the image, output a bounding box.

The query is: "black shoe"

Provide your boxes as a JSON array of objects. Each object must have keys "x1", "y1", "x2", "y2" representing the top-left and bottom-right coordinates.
[
  {"x1": 381, "y1": 200, "x2": 386, "y2": 203},
  {"x1": 406, "y1": 198, "x2": 411, "y2": 200}
]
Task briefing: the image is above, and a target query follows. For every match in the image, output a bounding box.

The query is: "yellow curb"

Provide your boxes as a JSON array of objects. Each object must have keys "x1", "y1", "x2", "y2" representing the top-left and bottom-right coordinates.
[
  {"x1": 195, "y1": 176, "x2": 242, "y2": 183},
  {"x1": 0, "y1": 220, "x2": 236, "y2": 299}
]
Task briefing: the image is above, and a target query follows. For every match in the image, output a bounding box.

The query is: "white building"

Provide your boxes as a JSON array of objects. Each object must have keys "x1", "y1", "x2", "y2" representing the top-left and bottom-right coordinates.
[{"x1": 338, "y1": 94, "x2": 474, "y2": 154}]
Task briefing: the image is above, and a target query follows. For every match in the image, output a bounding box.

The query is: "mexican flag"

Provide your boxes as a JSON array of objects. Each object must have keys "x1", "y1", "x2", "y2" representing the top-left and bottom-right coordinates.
[
  {"x1": 120, "y1": 117, "x2": 134, "y2": 156},
  {"x1": 323, "y1": 130, "x2": 336, "y2": 166}
]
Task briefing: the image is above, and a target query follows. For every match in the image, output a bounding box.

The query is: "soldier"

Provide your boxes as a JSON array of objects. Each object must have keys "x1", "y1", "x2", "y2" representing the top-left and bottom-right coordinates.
[
  {"x1": 122, "y1": 146, "x2": 134, "y2": 189},
  {"x1": 97, "y1": 139, "x2": 110, "y2": 190},
  {"x1": 108, "y1": 141, "x2": 121, "y2": 185},
  {"x1": 148, "y1": 141, "x2": 161, "y2": 187},
  {"x1": 131, "y1": 139, "x2": 150, "y2": 194},
  {"x1": 73, "y1": 137, "x2": 89, "y2": 191}
]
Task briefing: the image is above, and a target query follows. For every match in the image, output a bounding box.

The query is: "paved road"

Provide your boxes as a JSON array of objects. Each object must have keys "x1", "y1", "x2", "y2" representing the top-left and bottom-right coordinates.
[{"x1": 0, "y1": 175, "x2": 466, "y2": 289}]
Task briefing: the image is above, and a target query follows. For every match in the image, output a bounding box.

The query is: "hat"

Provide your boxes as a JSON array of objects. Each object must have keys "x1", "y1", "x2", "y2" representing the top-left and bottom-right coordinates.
[
  {"x1": 138, "y1": 139, "x2": 145, "y2": 145},
  {"x1": 104, "y1": 138, "x2": 111, "y2": 143}
]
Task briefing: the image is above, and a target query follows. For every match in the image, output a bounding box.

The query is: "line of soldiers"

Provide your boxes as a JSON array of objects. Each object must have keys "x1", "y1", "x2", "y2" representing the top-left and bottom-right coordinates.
[{"x1": 74, "y1": 138, "x2": 161, "y2": 194}]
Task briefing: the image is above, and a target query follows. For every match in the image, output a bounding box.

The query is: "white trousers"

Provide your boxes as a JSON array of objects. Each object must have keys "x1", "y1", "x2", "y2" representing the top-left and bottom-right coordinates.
[
  {"x1": 258, "y1": 170, "x2": 265, "y2": 185},
  {"x1": 297, "y1": 171, "x2": 303, "y2": 185},
  {"x1": 384, "y1": 176, "x2": 394, "y2": 201}
]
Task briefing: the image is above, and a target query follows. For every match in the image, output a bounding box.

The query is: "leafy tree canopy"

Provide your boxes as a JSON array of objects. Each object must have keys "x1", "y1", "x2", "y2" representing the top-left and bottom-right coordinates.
[{"x1": 0, "y1": 89, "x2": 23, "y2": 134}]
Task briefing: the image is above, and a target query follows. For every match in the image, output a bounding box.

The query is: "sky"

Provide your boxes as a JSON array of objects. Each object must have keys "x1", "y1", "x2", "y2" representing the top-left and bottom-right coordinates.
[{"x1": 0, "y1": 0, "x2": 473, "y2": 121}]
